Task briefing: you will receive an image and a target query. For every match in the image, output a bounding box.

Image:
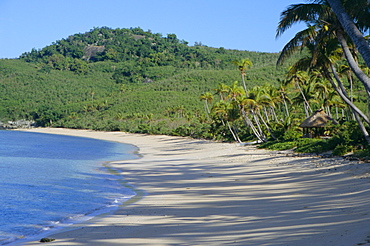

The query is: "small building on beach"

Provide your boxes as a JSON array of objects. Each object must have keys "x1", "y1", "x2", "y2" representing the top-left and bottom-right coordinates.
[{"x1": 300, "y1": 109, "x2": 339, "y2": 138}]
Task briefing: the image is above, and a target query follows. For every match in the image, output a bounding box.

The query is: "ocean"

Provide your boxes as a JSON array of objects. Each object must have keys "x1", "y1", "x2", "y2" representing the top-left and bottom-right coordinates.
[{"x1": 0, "y1": 130, "x2": 138, "y2": 245}]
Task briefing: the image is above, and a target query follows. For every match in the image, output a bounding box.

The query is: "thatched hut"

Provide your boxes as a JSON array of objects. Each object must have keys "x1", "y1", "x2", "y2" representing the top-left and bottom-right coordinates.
[{"x1": 300, "y1": 109, "x2": 339, "y2": 138}]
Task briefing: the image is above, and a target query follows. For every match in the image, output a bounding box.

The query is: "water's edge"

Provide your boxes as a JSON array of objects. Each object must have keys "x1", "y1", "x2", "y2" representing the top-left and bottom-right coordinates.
[
  {"x1": 11, "y1": 162, "x2": 146, "y2": 246},
  {"x1": 2, "y1": 131, "x2": 144, "y2": 246}
]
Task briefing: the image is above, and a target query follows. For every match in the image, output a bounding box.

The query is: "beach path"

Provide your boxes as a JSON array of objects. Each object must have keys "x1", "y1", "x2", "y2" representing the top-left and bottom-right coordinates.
[{"x1": 21, "y1": 128, "x2": 370, "y2": 246}]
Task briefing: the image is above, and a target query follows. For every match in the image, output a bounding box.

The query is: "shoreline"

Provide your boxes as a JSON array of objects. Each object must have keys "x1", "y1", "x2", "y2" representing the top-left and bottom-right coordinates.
[{"x1": 16, "y1": 128, "x2": 370, "y2": 245}]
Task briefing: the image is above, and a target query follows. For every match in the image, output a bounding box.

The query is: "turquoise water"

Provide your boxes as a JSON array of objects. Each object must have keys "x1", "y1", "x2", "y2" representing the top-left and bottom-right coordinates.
[{"x1": 0, "y1": 130, "x2": 138, "y2": 245}]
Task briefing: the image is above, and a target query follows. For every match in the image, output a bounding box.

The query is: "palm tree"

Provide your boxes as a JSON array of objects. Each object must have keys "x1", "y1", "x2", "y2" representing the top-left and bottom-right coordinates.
[
  {"x1": 239, "y1": 85, "x2": 280, "y2": 141},
  {"x1": 338, "y1": 64, "x2": 354, "y2": 102},
  {"x1": 325, "y1": 0, "x2": 370, "y2": 68},
  {"x1": 277, "y1": 1, "x2": 370, "y2": 143},
  {"x1": 285, "y1": 70, "x2": 314, "y2": 117},
  {"x1": 231, "y1": 59, "x2": 253, "y2": 92},
  {"x1": 277, "y1": 1, "x2": 370, "y2": 95},
  {"x1": 238, "y1": 96, "x2": 267, "y2": 142},
  {"x1": 226, "y1": 81, "x2": 245, "y2": 101},
  {"x1": 199, "y1": 92, "x2": 214, "y2": 115},
  {"x1": 276, "y1": 79, "x2": 292, "y2": 118},
  {"x1": 211, "y1": 101, "x2": 242, "y2": 143},
  {"x1": 214, "y1": 83, "x2": 229, "y2": 101},
  {"x1": 327, "y1": 90, "x2": 347, "y2": 119},
  {"x1": 336, "y1": 31, "x2": 370, "y2": 95},
  {"x1": 310, "y1": 71, "x2": 333, "y2": 115}
]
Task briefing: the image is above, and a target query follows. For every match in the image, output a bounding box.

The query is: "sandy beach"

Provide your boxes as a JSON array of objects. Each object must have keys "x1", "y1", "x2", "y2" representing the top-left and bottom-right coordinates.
[{"x1": 17, "y1": 128, "x2": 370, "y2": 246}]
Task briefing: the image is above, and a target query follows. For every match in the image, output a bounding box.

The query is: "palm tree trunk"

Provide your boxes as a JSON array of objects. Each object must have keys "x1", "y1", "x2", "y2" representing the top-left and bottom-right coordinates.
[
  {"x1": 241, "y1": 74, "x2": 247, "y2": 93},
  {"x1": 220, "y1": 117, "x2": 226, "y2": 126},
  {"x1": 296, "y1": 82, "x2": 312, "y2": 116},
  {"x1": 281, "y1": 92, "x2": 290, "y2": 117},
  {"x1": 325, "y1": 106, "x2": 332, "y2": 118},
  {"x1": 304, "y1": 103, "x2": 310, "y2": 118},
  {"x1": 263, "y1": 106, "x2": 270, "y2": 122},
  {"x1": 349, "y1": 75, "x2": 353, "y2": 103},
  {"x1": 328, "y1": 0, "x2": 370, "y2": 68},
  {"x1": 205, "y1": 101, "x2": 210, "y2": 114},
  {"x1": 353, "y1": 111, "x2": 370, "y2": 145},
  {"x1": 327, "y1": 65, "x2": 370, "y2": 124},
  {"x1": 232, "y1": 124, "x2": 242, "y2": 143},
  {"x1": 251, "y1": 109, "x2": 266, "y2": 139},
  {"x1": 241, "y1": 110, "x2": 266, "y2": 142},
  {"x1": 270, "y1": 106, "x2": 279, "y2": 122},
  {"x1": 257, "y1": 111, "x2": 277, "y2": 140},
  {"x1": 347, "y1": 73, "x2": 356, "y2": 120},
  {"x1": 337, "y1": 31, "x2": 370, "y2": 94},
  {"x1": 226, "y1": 121, "x2": 241, "y2": 143}
]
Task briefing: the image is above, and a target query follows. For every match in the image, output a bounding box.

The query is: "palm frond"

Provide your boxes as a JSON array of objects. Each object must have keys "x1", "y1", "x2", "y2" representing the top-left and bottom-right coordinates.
[{"x1": 276, "y1": 3, "x2": 328, "y2": 38}]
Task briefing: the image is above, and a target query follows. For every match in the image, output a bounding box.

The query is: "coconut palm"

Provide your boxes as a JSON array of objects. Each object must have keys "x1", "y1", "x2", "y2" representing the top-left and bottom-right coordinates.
[
  {"x1": 231, "y1": 59, "x2": 253, "y2": 92},
  {"x1": 336, "y1": 30, "x2": 370, "y2": 95},
  {"x1": 240, "y1": 85, "x2": 280, "y2": 141},
  {"x1": 276, "y1": 79, "x2": 293, "y2": 118},
  {"x1": 211, "y1": 100, "x2": 242, "y2": 143},
  {"x1": 277, "y1": 1, "x2": 370, "y2": 95},
  {"x1": 199, "y1": 92, "x2": 214, "y2": 115},
  {"x1": 214, "y1": 83, "x2": 229, "y2": 101},
  {"x1": 309, "y1": 71, "x2": 333, "y2": 115},
  {"x1": 325, "y1": 0, "x2": 370, "y2": 68},
  {"x1": 338, "y1": 64, "x2": 354, "y2": 102},
  {"x1": 285, "y1": 70, "x2": 314, "y2": 117},
  {"x1": 226, "y1": 81, "x2": 245, "y2": 101},
  {"x1": 277, "y1": 1, "x2": 370, "y2": 143},
  {"x1": 238, "y1": 96, "x2": 267, "y2": 142},
  {"x1": 327, "y1": 90, "x2": 347, "y2": 119},
  {"x1": 247, "y1": 85, "x2": 277, "y2": 123}
]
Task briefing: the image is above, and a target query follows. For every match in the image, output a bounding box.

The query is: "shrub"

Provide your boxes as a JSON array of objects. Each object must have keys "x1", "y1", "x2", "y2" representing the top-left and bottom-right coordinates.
[
  {"x1": 283, "y1": 127, "x2": 302, "y2": 141},
  {"x1": 295, "y1": 138, "x2": 325, "y2": 153},
  {"x1": 172, "y1": 121, "x2": 212, "y2": 139},
  {"x1": 332, "y1": 144, "x2": 353, "y2": 156}
]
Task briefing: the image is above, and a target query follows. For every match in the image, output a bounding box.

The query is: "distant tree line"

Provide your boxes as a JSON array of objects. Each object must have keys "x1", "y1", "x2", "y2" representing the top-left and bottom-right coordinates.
[{"x1": 19, "y1": 27, "x2": 282, "y2": 80}]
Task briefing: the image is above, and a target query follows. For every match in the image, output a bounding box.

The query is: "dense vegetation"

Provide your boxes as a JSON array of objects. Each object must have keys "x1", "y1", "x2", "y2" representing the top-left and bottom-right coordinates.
[
  {"x1": 1, "y1": 17, "x2": 370, "y2": 157},
  {"x1": 0, "y1": 27, "x2": 287, "y2": 135}
]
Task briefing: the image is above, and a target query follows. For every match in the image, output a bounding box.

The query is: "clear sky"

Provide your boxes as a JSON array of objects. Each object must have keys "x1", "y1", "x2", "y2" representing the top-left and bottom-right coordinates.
[{"x1": 0, "y1": 0, "x2": 305, "y2": 59}]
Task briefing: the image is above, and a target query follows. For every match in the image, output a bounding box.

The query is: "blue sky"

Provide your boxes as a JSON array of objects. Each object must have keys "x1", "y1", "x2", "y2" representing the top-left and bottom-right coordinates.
[{"x1": 0, "y1": 0, "x2": 305, "y2": 58}]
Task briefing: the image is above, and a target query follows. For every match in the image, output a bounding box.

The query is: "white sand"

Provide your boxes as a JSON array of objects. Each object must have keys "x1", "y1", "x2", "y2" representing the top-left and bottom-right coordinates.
[{"x1": 16, "y1": 128, "x2": 370, "y2": 246}]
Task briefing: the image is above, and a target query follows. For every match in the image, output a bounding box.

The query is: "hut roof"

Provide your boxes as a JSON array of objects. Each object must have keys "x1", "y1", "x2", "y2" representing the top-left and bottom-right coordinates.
[{"x1": 299, "y1": 109, "x2": 338, "y2": 128}]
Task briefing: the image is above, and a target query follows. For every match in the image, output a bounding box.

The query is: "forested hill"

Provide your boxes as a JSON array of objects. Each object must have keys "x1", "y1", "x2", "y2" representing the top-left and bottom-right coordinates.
[
  {"x1": 20, "y1": 26, "x2": 281, "y2": 74},
  {"x1": 0, "y1": 26, "x2": 290, "y2": 138}
]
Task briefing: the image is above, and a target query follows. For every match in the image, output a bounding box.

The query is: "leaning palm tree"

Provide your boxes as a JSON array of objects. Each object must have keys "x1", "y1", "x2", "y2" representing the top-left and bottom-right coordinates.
[
  {"x1": 238, "y1": 96, "x2": 268, "y2": 142},
  {"x1": 211, "y1": 100, "x2": 242, "y2": 143},
  {"x1": 335, "y1": 30, "x2": 370, "y2": 95},
  {"x1": 277, "y1": 1, "x2": 370, "y2": 95},
  {"x1": 277, "y1": 1, "x2": 370, "y2": 144},
  {"x1": 277, "y1": 1, "x2": 370, "y2": 143},
  {"x1": 338, "y1": 64, "x2": 354, "y2": 102},
  {"x1": 247, "y1": 86, "x2": 278, "y2": 139},
  {"x1": 325, "y1": 0, "x2": 370, "y2": 68}
]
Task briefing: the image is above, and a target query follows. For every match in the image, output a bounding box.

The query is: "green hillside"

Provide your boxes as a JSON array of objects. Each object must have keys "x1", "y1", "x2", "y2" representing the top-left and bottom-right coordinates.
[{"x1": 0, "y1": 27, "x2": 288, "y2": 137}]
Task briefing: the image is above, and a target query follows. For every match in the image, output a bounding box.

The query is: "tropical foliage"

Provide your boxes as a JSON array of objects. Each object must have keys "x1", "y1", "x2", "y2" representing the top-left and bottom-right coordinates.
[
  {"x1": 1, "y1": 2, "x2": 370, "y2": 157},
  {"x1": 196, "y1": 0, "x2": 370, "y2": 155},
  {"x1": 0, "y1": 27, "x2": 290, "y2": 139}
]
